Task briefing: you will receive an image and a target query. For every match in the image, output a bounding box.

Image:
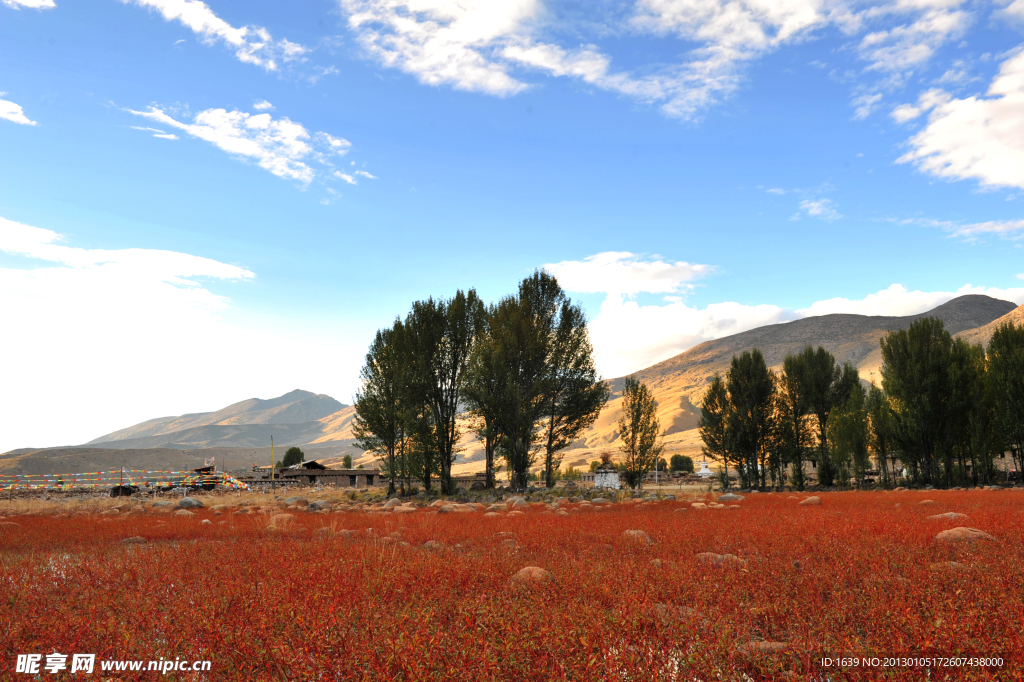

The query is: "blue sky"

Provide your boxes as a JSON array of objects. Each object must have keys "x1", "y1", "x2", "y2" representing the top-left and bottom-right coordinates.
[{"x1": 2, "y1": 0, "x2": 1023, "y2": 450}]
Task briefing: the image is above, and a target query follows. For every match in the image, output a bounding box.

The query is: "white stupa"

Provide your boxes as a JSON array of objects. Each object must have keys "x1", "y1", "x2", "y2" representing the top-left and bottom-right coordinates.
[{"x1": 697, "y1": 461, "x2": 715, "y2": 478}]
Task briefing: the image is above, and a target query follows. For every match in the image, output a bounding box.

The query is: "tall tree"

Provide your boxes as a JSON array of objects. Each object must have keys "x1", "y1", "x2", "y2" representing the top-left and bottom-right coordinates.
[
  {"x1": 726, "y1": 349, "x2": 776, "y2": 489},
  {"x1": 881, "y1": 318, "x2": 954, "y2": 486},
  {"x1": 464, "y1": 304, "x2": 503, "y2": 489},
  {"x1": 989, "y1": 321, "x2": 1024, "y2": 476},
  {"x1": 800, "y1": 346, "x2": 859, "y2": 487},
  {"x1": 484, "y1": 273, "x2": 559, "y2": 491},
  {"x1": 699, "y1": 373, "x2": 731, "y2": 487},
  {"x1": 405, "y1": 290, "x2": 485, "y2": 495},
  {"x1": 617, "y1": 376, "x2": 663, "y2": 489},
  {"x1": 777, "y1": 352, "x2": 811, "y2": 490},
  {"x1": 827, "y1": 383, "x2": 869, "y2": 486},
  {"x1": 537, "y1": 301, "x2": 609, "y2": 488},
  {"x1": 866, "y1": 384, "x2": 895, "y2": 487},
  {"x1": 353, "y1": 320, "x2": 412, "y2": 496}
]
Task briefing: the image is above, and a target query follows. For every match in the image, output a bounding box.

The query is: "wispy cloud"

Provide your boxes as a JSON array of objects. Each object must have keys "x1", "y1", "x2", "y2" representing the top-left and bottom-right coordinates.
[
  {"x1": 2, "y1": 0, "x2": 55, "y2": 8},
  {"x1": 124, "y1": 0, "x2": 308, "y2": 71},
  {"x1": 0, "y1": 94, "x2": 37, "y2": 126},
  {"x1": 899, "y1": 216, "x2": 1024, "y2": 241},
  {"x1": 795, "y1": 198, "x2": 842, "y2": 221},
  {"x1": 128, "y1": 104, "x2": 352, "y2": 185},
  {"x1": 354, "y1": 170, "x2": 376, "y2": 179},
  {"x1": 253, "y1": 100, "x2": 274, "y2": 111}
]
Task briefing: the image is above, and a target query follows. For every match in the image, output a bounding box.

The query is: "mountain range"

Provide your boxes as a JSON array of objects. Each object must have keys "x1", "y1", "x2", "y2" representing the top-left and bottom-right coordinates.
[{"x1": 4, "y1": 295, "x2": 1020, "y2": 475}]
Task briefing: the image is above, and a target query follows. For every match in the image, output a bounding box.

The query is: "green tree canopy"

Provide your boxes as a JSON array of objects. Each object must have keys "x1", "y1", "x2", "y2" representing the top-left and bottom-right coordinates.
[
  {"x1": 282, "y1": 447, "x2": 305, "y2": 468},
  {"x1": 617, "y1": 376, "x2": 663, "y2": 489}
]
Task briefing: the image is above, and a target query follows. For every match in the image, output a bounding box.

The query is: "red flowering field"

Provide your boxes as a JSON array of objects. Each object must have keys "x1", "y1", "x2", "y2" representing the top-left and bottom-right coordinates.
[{"x1": 1, "y1": 490, "x2": 1020, "y2": 681}]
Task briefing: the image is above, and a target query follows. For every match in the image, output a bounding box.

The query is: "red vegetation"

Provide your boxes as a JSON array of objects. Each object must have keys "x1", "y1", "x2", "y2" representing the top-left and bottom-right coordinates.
[{"x1": 1, "y1": 491, "x2": 1021, "y2": 680}]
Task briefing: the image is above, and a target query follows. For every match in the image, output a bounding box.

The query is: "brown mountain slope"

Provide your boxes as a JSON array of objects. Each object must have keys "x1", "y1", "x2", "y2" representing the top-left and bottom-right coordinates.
[
  {"x1": 87, "y1": 390, "x2": 346, "y2": 445},
  {"x1": 955, "y1": 304, "x2": 1024, "y2": 347}
]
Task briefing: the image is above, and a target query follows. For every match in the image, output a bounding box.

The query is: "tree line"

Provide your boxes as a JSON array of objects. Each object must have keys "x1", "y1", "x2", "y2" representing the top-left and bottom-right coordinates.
[
  {"x1": 699, "y1": 317, "x2": 1024, "y2": 490},
  {"x1": 353, "y1": 272, "x2": 611, "y2": 495}
]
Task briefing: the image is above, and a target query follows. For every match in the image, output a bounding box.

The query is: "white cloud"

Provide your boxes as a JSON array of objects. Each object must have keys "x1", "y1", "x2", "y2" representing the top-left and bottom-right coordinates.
[
  {"x1": 2, "y1": 0, "x2": 55, "y2": 8},
  {"x1": 797, "y1": 283, "x2": 1024, "y2": 317},
  {"x1": 125, "y1": 0, "x2": 308, "y2": 71},
  {"x1": 128, "y1": 105, "x2": 351, "y2": 185},
  {"x1": 545, "y1": 251, "x2": 713, "y2": 296},
  {"x1": 252, "y1": 100, "x2": 274, "y2": 111},
  {"x1": 354, "y1": 170, "x2": 377, "y2": 179},
  {"x1": 341, "y1": 0, "x2": 535, "y2": 96},
  {"x1": 339, "y1": 0, "x2": 830, "y2": 119},
  {"x1": 852, "y1": 91, "x2": 883, "y2": 119},
  {"x1": 130, "y1": 125, "x2": 179, "y2": 140},
  {"x1": 334, "y1": 171, "x2": 357, "y2": 184},
  {"x1": 897, "y1": 49, "x2": 1024, "y2": 190},
  {"x1": 585, "y1": 293, "x2": 790, "y2": 378},
  {"x1": 796, "y1": 198, "x2": 842, "y2": 220},
  {"x1": 857, "y1": 6, "x2": 969, "y2": 73},
  {"x1": 0, "y1": 95, "x2": 37, "y2": 126},
  {"x1": 0, "y1": 216, "x2": 366, "y2": 452}
]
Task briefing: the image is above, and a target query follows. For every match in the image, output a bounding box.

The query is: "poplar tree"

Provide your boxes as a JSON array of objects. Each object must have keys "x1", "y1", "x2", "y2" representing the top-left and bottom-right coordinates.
[
  {"x1": 725, "y1": 349, "x2": 776, "y2": 489},
  {"x1": 405, "y1": 290, "x2": 485, "y2": 495},
  {"x1": 618, "y1": 376, "x2": 663, "y2": 489},
  {"x1": 699, "y1": 374, "x2": 731, "y2": 487},
  {"x1": 353, "y1": 320, "x2": 412, "y2": 496}
]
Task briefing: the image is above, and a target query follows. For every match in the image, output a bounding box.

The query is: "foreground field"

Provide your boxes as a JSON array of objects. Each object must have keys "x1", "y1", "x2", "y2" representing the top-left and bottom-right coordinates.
[{"x1": 1, "y1": 490, "x2": 1021, "y2": 681}]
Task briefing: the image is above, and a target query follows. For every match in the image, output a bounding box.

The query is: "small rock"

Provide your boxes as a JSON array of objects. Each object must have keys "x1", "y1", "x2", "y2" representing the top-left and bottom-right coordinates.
[
  {"x1": 738, "y1": 641, "x2": 789, "y2": 655},
  {"x1": 591, "y1": 498, "x2": 611, "y2": 506},
  {"x1": 690, "y1": 502, "x2": 707, "y2": 510},
  {"x1": 673, "y1": 508, "x2": 687, "y2": 514},
  {"x1": 926, "y1": 512, "x2": 968, "y2": 522},
  {"x1": 200, "y1": 519, "x2": 212, "y2": 525},
  {"x1": 623, "y1": 529, "x2": 653, "y2": 545},
  {"x1": 393, "y1": 506, "x2": 416, "y2": 514},
  {"x1": 122, "y1": 536, "x2": 147, "y2": 544},
  {"x1": 718, "y1": 493, "x2": 745, "y2": 502},
  {"x1": 269, "y1": 513, "x2": 296, "y2": 528},
  {"x1": 935, "y1": 527, "x2": 996, "y2": 543},
  {"x1": 308, "y1": 500, "x2": 331, "y2": 511},
  {"x1": 507, "y1": 510, "x2": 525, "y2": 517},
  {"x1": 285, "y1": 497, "x2": 309, "y2": 507},
  {"x1": 798, "y1": 496, "x2": 821, "y2": 506},
  {"x1": 511, "y1": 566, "x2": 555, "y2": 586},
  {"x1": 174, "y1": 509, "x2": 195, "y2": 518},
  {"x1": 696, "y1": 552, "x2": 748, "y2": 568},
  {"x1": 177, "y1": 498, "x2": 204, "y2": 509},
  {"x1": 919, "y1": 500, "x2": 937, "y2": 506}
]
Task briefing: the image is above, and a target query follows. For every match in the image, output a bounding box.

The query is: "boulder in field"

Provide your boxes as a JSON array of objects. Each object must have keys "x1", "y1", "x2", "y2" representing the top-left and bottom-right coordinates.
[
  {"x1": 383, "y1": 498, "x2": 403, "y2": 508},
  {"x1": 509, "y1": 499, "x2": 530, "y2": 511},
  {"x1": 174, "y1": 509, "x2": 195, "y2": 518},
  {"x1": 919, "y1": 500, "x2": 937, "y2": 506},
  {"x1": 696, "y1": 552, "x2": 748, "y2": 568},
  {"x1": 935, "y1": 527, "x2": 995, "y2": 543},
  {"x1": 591, "y1": 498, "x2": 611, "y2": 506},
  {"x1": 122, "y1": 536, "x2": 147, "y2": 544},
  {"x1": 269, "y1": 513, "x2": 296, "y2": 528},
  {"x1": 511, "y1": 566, "x2": 555, "y2": 586},
  {"x1": 308, "y1": 500, "x2": 331, "y2": 512},
  {"x1": 422, "y1": 540, "x2": 444, "y2": 551},
  {"x1": 507, "y1": 510, "x2": 525, "y2": 517},
  {"x1": 430, "y1": 499, "x2": 447, "y2": 508},
  {"x1": 927, "y1": 512, "x2": 968, "y2": 522},
  {"x1": 285, "y1": 497, "x2": 309, "y2": 507},
  {"x1": 623, "y1": 529, "x2": 653, "y2": 545},
  {"x1": 200, "y1": 519, "x2": 212, "y2": 525},
  {"x1": 151, "y1": 500, "x2": 173, "y2": 508},
  {"x1": 718, "y1": 493, "x2": 745, "y2": 502},
  {"x1": 738, "y1": 641, "x2": 789, "y2": 655},
  {"x1": 484, "y1": 512, "x2": 503, "y2": 518},
  {"x1": 673, "y1": 508, "x2": 687, "y2": 514},
  {"x1": 177, "y1": 498, "x2": 204, "y2": 510},
  {"x1": 690, "y1": 502, "x2": 707, "y2": 510},
  {"x1": 393, "y1": 506, "x2": 416, "y2": 514},
  {"x1": 798, "y1": 496, "x2": 821, "y2": 506}
]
